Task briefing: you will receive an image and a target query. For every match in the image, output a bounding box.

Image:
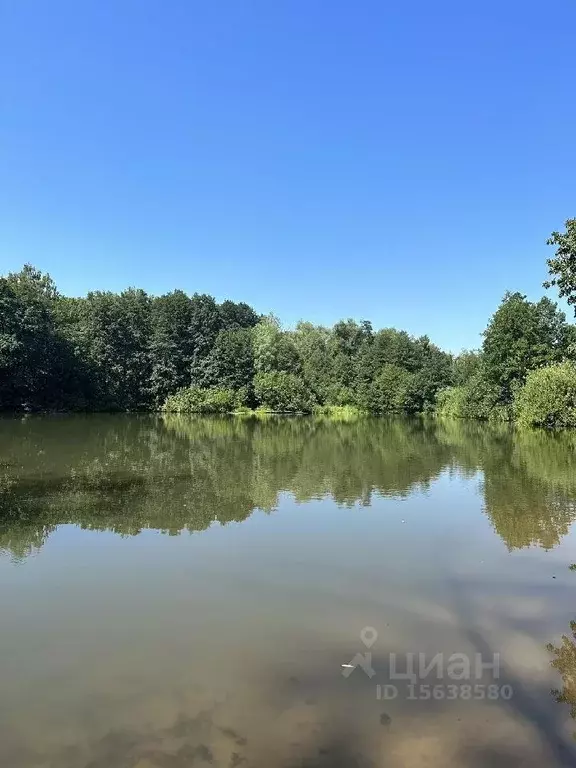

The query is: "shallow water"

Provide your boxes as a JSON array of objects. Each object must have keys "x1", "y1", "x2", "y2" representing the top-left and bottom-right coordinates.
[{"x1": 1, "y1": 414, "x2": 576, "y2": 767}]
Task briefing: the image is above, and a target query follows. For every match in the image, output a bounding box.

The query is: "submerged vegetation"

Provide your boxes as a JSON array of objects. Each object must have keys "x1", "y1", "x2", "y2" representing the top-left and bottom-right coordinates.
[{"x1": 1, "y1": 219, "x2": 576, "y2": 426}]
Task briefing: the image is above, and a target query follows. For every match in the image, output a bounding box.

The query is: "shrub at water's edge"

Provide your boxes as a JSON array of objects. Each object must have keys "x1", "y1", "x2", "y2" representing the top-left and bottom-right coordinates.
[
  {"x1": 514, "y1": 363, "x2": 576, "y2": 428},
  {"x1": 162, "y1": 374, "x2": 318, "y2": 415},
  {"x1": 162, "y1": 386, "x2": 243, "y2": 414},
  {"x1": 435, "y1": 374, "x2": 513, "y2": 423},
  {"x1": 164, "y1": 364, "x2": 576, "y2": 425},
  {"x1": 253, "y1": 371, "x2": 316, "y2": 413},
  {"x1": 436, "y1": 363, "x2": 576, "y2": 429},
  {"x1": 162, "y1": 387, "x2": 370, "y2": 418},
  {"x1": 312, "y1": 404, "x2": 367, "y2": 420}
]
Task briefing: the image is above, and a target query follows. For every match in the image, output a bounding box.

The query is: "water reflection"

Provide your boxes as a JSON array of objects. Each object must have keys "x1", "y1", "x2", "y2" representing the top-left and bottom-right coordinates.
[
  {"x1": 547, "y1": 561, "x2": 576, "y2": 738},
  {"x1": 3, "y1": 415, "x2": 576, "y2": 767},
  {"x1": 1, "y1": 414, "x2": 576, "y2": 560},
  {"x1": 548, "y1": 618, "x2": 576, "y2": 733}
]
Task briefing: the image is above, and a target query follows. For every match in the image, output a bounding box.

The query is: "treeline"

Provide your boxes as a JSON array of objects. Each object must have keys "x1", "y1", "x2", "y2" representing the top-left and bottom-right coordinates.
[
  {"x1": 1, "y1": 219, "x2": 576, "y2": 424},
  {"x1": 437, "y1": 218, "x2": 576, "y2": 427},
  {"x1": 0, "y1": 264, "x2": 454, "y2": 413}
]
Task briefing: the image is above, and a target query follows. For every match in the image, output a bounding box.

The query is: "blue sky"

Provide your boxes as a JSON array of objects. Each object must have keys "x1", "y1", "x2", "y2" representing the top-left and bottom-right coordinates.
[{"x1": 1, "y1": 0, "x2": 575, "y2": 352}]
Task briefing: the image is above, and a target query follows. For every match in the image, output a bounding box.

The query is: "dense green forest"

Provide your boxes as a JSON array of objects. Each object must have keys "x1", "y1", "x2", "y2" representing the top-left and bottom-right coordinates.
[{"x1": 1, "y1": 219, "x2": 576, "y2": 426}]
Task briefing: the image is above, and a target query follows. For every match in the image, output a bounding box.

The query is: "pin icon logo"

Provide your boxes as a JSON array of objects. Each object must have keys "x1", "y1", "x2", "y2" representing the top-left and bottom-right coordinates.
[
  {"x1": 360, "y1": 626, "x2": 378, "y2": 648},
  {"x1": 341, "y1": 626, "x2": 378, "y2": 678}
]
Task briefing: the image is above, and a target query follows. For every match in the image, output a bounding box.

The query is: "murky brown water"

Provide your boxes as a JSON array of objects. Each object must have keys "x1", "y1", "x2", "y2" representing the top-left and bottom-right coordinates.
[{"x1": 1, "y1": 414, "x2": 576, "y2": 767}]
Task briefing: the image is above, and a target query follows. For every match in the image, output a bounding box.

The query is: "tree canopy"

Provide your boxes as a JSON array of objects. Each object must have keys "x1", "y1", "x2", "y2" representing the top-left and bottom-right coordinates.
[{"x1": 545, "y1": 218, "x2": 576, "y2": 312}]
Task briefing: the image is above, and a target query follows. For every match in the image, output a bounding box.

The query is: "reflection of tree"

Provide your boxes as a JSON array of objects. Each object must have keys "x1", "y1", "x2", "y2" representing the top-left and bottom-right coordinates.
[
  {"x1": 483, "y1": 472, "x2": 576, "y2": 551},
  {"x1": 548, "y1": 621, "x2": 576, "y2": 726},
  {"x1": 1, "y1": 414, "x2": 576, "y2": 559},
  {"x1": 482, "y1": 430, "x2": 576, "y2": 550},
  {"x1": 435, "y1": 420, "x2": 576, "y2": 549},
  {"x1": 0, "y1": 524, "x2": 55, "y2": 563},
  {"x1": 0, "y1": 415, "x2": 450, "y2": 557}
]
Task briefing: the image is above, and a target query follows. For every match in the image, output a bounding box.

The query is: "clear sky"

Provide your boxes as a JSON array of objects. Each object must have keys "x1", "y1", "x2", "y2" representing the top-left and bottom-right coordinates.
[{"x1": 1, "y1": 0, "x2": 575, "y2": 352}]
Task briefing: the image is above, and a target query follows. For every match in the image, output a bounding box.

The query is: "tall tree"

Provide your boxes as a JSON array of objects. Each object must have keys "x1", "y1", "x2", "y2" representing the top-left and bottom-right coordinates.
[
  {"x1": 292, "y1": 322, "x2": 334, "y2": 402},
  {"x1": 453, "y1": 350, "x2": 482, "y2": 385},
  {"x1": 196, "y1": 327, "x2": 255, "y2": 393},
  {"x1": 482, "y1": 292, "x2": 572, "y2": 402},
  {"x1": 406, "y1": 338, "x2": 453, "y2": 411},
  {"x1": 544, "y1": 218, "x2": 576, "y2": 313},
  {"x1": 78, "y1": 289, "x2": 153, "y2": 410},
  {"x1": 188, "y1": 294, "x2": 223, "y2": 384},
  {"x1": 0, "y1": 266, "x2": 64, "y2": 409},
  {"x1": 252, "y1": 316, "x2": 301, "y2": 375},
  {"x1": 149, "y1": 290, "x2": 195, "y2": 406},
  {"x1": 219, "y1": 300, "x2": 260, "y2": 330}
]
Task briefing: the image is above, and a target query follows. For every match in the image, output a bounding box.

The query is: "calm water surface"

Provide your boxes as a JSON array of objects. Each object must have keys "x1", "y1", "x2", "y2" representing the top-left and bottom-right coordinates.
[{"x1": 1, "y1": 414, "x2": 576, "y2": 768}]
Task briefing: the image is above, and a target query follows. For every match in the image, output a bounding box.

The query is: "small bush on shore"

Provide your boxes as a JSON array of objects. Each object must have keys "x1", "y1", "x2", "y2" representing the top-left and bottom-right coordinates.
[
  {"x1": 313, "y1": 404, "x2": 367, "y2": 420},
  {"x1": 253, "y1": 371, "x2": 316, "y2": 413},
  {"x1": 515, "y1": 363, "x2": 576, "y2": 428},
  {"x1": 162, "y1": 386, "x2": 239, "y2": 413},
  {"x1": 436, "y1": 373, "x2": 512, "y2": 422}
]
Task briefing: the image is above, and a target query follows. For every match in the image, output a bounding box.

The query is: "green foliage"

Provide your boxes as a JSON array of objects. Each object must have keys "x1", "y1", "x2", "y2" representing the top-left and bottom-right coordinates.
[
  {"x1": 149, "y1": 290, "x2": 195, "y2": 407},
  {"x1": 292, "y1": 322, "x2": 334, "y2": 402},
  {"x1": 219, "y1": 299, "x2": 260, "y2": 330},
  {"x1": 361, "y1": 364, "x2": 414, "y2": 413},
  {"x1": 435, "y1": 386, "x2": 468, "y2": 419},
  {"x1": 195, "y1": 327, "x2": 255, "y2": 395},
  {"x1": 3, "y1": 225, "x2": 576, "y2": 426},
  {"x1": 252, "y1": 316, "x2": 301, "y2": 375},
  {"x1": 324, "y1": 384, "x2": 357, "y2": 406},
  {"x1": 187, "y1": 293, "x2": 225, "y2": 385},
  {"x1": 312, "y1": 404, "x2": 366, "y2": 421},
  {"x1": 0, "y1": 270, "x2": 55, "y2": 409},
  {"x1": 453, "y1": 350, "x2": 482, "y2": 385},
  {"x1": 162, "y1": 386, "x2": 240, "y2": 413},
  {"x1": 366, "y1": 328, "x2": 423, "y2": 373},
  {"x1": 462, "y1": 372, "x2": 512, "y2": 421},
  {"x1": 482, "y1": 292, "x2": 572, "y2": 403},
  {"x1": 514, "y1": 363, "x2": 576, "y2": 428},
  {"x1": 76, "y1": 288, "x2": 153, "y2": 410},
  {"x1": 405, "y1": 342, "x2": 453, "y2": 412},
  {"x1": 0, "y1": 265, "x2": 90, "y2": 410},
  {"x1": 149, "y1": 294, "x2": 258, "y2": 406},
  {"x1": 436, "y1": 372, "x2": 512, "y2": 422},
  {"x1": 253, "y1": 371, "x2": 316, "y2": 413},
  {"x1": 544, "y1": 218, "x2": 576, "y2": 314}
]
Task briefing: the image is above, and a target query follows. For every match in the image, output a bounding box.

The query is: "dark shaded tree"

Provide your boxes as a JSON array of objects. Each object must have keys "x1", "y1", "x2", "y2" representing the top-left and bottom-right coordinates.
[
  {"x1": 149, "y1": 290, "x2": 195, "y2": 406},
  {"x1": 0, "y1": 265, "x2": 85, "y2": 410},
  {"x1": 195, "y1": 327, "x2": 255, "y2": 394},
  {"x1": 219, "y1": 299, "x2": 260, "y2": 330},
  {"x1": 77, "y1": 289, "x2": 153, "y2": 410},
  {"x1": 188, "y1": 293, "x2": 223, "y2": 384}
]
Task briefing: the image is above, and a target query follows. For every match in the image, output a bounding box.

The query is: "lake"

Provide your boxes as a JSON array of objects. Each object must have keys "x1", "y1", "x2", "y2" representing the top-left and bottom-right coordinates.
[{"x1": 1, "y1": 414, "x2": 576, "y2": 768}]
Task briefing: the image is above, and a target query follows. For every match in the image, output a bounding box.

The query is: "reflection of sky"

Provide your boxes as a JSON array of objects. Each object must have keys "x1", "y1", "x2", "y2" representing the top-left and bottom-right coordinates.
[
  {"x1": 3, "y1": 464, "x2": 576, "y2": 572},
  {"x1": 3, "y1": 464, "x2": 575, "y2": 621},
  {"x1": 2, "y1": 462, "x2": 576, "y2": 767}
]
